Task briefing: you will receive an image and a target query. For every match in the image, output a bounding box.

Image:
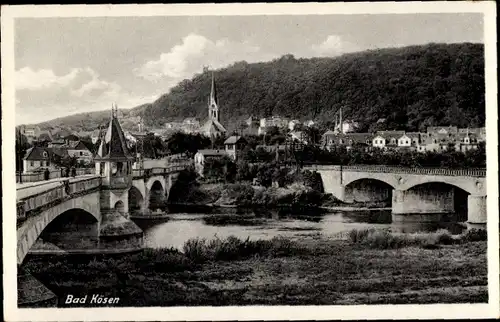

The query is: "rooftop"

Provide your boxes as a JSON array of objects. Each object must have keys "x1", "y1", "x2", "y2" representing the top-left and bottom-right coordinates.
[
  {"x1": 95, "y1": 108, "x2": 135, "y2": 161},
  {"x1": 224, "y1": 135, "x2": 246, "y2": 145},
  {"x1": 196, "y1": 149, "x2": 228, "y2": 157}
]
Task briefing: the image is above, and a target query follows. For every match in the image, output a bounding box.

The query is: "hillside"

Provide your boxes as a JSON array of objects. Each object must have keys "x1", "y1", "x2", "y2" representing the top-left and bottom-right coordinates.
[
  {"x1": 144, "y1": 42, "x2": 485, "y2": 132},
  {"x1": 31, "y1": 43, "x2": 485, "y2": 134},
  {"x1": 34, "y1": 104, "x2": 150, "y2": 133}
]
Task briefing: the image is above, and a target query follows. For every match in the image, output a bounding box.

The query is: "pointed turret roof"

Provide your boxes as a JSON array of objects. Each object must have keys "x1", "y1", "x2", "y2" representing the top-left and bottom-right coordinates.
[
  {"x1": 210, "y1": 71, "x2": 218, "y2": 106},
  {"x1": 95, "y1": 106, "x2": 135, "y2": 161}
]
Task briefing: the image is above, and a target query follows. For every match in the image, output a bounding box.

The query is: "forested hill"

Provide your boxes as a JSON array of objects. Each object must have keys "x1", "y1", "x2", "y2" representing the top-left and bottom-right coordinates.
[{"x1": 143, "y1": 42, "x2": 485, "y2": 133}]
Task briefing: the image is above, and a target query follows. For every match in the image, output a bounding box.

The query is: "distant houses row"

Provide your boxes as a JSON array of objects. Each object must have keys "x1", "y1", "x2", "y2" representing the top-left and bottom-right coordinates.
[
  {"x1": 321, "y1": 126, "x2": 486, "y2": 153},
  {"x1": 158, "y1": 115, "x2": 316, "y2": 138},
  {"x1": 22, "y1": 139, "x2": 94, "y2": 173}
]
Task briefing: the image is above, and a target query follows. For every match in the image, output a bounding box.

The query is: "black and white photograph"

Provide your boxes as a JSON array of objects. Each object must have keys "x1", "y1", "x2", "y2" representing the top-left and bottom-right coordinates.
[{"x1": 2, "y1": 2, "x2": 498, "y2": 321}]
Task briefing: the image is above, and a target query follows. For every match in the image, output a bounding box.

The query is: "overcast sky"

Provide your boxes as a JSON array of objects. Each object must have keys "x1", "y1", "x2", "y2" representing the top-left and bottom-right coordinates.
[{"x1": 14, "y1": 13, "x2": 483, "y2": 125}]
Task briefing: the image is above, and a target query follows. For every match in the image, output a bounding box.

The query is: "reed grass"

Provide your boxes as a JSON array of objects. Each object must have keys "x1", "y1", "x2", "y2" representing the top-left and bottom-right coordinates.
[
  {"x1": 347, "y1": 228, "x2": 477, "y2": 249},
  {"x1": 182, "y1": 235, "x2": 307, "y2": 262}
]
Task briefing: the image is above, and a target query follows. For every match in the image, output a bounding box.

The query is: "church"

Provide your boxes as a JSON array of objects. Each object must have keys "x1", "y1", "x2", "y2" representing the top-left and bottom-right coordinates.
[{"x1": 201, "y1": 72, "x2": 227, "y2": 138}]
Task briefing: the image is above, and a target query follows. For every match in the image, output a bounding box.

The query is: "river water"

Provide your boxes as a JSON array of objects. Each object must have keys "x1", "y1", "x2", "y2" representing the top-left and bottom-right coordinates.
[{"x1": 134, "y1": 209, "x2": 466, "y2": 251}]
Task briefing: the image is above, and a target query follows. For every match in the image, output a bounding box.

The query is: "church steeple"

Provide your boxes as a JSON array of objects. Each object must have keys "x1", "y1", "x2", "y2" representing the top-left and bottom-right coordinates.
[{"x1": 208, "y1": 72, "x2": 219, "y2": 122}]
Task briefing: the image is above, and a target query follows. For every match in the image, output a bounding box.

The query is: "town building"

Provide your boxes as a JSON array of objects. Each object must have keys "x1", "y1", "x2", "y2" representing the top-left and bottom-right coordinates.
[
  {"x1": 224, "y1": 136, "x2": 247, "y2": 161},
  {"x1": 22, "y1": 147, "x2": 63, "y2": 173},
  {"x1": 258, "y1": 116, "x2": 289, "y2": 135},
  {"x1": 456, "y1": 130, "x2": 480, "y2": 152},
  {"x1": 64, "y1": 141, "x2": 93, "y2": 164},
  {"x1": 245, "y1": 116, "x2": 260, "y2": 128},
  {"x1": 194, "y1": 149, "x2": 229, "y2": 176},
  {"x1": 48, "y1": 139, "x2": 67, "y2": 148},
  {"x1": 182, "y1": 118, "x2": 200, "y2": 133},
  {"x1": 459, "y1": 127, "x2": 486, "y2": 142},
  {"x1": 37, "y1": 131, "x2": 53, "y2": 143},
  {"x1": 397, "y1": 132, "x2": 423, "y2": 151},
  {"x1": 322, "y1": 132, "x2": 373, "y2": 151},
  {"x1": 201, "y1": 72, "x2": 227, "y2": 138},
  {"x1": 424, "y1": 126, "x2": 460, "y2": 152},
  {"x1": 374, "y1": 131, "x2": 406, "y2": 150}
]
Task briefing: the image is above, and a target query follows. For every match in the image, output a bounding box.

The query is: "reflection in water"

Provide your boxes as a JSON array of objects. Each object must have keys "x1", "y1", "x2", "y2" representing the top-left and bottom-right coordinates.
[{"x1": 136, "y1": 209, "x2": 467, "y2": 251}]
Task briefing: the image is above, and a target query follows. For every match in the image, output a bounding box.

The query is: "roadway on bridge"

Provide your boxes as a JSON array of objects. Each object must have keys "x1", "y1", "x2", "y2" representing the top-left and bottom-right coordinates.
[{"x1": 16, "y1": 175, "x2": 98, "y2": 200}]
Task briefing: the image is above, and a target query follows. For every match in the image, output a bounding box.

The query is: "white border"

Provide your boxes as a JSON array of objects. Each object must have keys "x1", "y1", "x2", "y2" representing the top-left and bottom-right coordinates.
[{"x1": 2, "y1": 2, "x2": 498, "y2": 321}]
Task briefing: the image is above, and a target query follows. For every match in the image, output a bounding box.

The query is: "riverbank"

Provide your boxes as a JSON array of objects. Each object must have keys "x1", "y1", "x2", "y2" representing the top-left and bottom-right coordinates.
[
  {"x1": 23, "y1": 230, "x2": 487, "y2": 306},
  {"x1": 168, "y1": 182, "x2": 390, "y2": 211}
]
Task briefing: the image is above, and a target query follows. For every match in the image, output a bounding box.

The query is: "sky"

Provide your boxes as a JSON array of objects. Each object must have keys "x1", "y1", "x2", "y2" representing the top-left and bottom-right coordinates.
[{"x1": 14, "y1": 13, "x2": 484, "y2": 125}]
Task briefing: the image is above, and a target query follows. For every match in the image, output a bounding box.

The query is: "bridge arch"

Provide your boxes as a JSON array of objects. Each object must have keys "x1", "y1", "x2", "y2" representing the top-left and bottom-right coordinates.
[
  {"x1": 401, "y1": 179, "x2": 481, "y2": 195},
  {"x1": 392, "y1": 181, "x2": 470, "y2": 221},
  {"x1": 343, "y1": 178, "x2": 394, "y2": 204},
  {"x1": 146, "y1": 176, "x2": 166, "y2": 192},
  {"x1": 36, "y1": 208, "x2": 99, "y2": 251},
  {"x1": 148, "y1": 180, "x2": 166, "y2": 211},
  {"x1": 341, "y1": 173, "x2": 399, "y2": 191},
  {"x1": 17, "y1": 192, "x2": 101, "y2": 264},
  {"x1": 114, "y1": 200, "x2": 125, "y2": 215},
  {"x1": 128, "y1": 186, "x2": 144, "y2": 214}
]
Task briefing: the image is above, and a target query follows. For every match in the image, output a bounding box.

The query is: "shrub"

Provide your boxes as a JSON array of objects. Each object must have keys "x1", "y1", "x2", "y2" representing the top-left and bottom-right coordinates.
[
  {"x1": 183, "y1": 238, "x2": 211, "y2": 263},
  {"x1": 462, "y1": 229, "x2": 487, "y2": 242},
  {"x1": 363, "y1": 230, "x2": 404, "y2": 249},
  {"x1": 432, "y1": 229, "x2": 454, "y2": 245},
  {"x1": 182, "y1": 235, "x2": 307, "y2": 262},
  {"x1": 137, "y1": 248, "x2": 196, "y2": 272},
  {"x1": 348, "y1": 228, "x2": 458, "y2": 249},
  {"x1": 348, "y1": 228, "x2": 376, "y2": 243}
]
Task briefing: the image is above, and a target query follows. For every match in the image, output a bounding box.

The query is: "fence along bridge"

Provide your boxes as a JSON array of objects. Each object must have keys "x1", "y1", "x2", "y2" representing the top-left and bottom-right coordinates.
[{"x1": 303, "y1": 164, "x2": 487, "y2": 228}]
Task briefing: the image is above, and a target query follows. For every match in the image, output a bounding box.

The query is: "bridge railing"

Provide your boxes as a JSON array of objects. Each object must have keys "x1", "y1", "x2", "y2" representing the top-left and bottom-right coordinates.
[
  {"x1": 16, "y1": 168, "x2": 95, "y2": 183},
  {"x1": 303, "y1": 164, "x2": 486, "y2": 177},
  {"x1": 132, "y1": 162, "x2": 191, "y2": 179},
  {"x1": 17, "y1": 177, "x2": 101, "y2": 224}
]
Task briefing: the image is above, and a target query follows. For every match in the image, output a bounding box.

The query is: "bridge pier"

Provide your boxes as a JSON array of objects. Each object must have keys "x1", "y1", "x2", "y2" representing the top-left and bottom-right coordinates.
[
  {"x1": 467, "y1": 195, "x2": 487, "y2": 230},
  {"x1": 391, "y1": 188, "x2": 454, "y2": 224},
  {"x1": 140, "y1": 197, "x2": 150, "y2": 214}
]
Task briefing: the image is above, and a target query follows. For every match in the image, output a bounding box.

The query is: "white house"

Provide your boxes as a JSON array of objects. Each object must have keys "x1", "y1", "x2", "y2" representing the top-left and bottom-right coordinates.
[
  {"x1": 224, "y1": 136, "x2": 247, "y2": 161},
  {"x1": 372, "y1": 135, "x2": 386, "y2": 148},
  {"x1": 22, "y1": 147, "x2": 65, "y2": 173},
  {"x1": 397, "y1": 134, "x2": 412, "y2": 147}
]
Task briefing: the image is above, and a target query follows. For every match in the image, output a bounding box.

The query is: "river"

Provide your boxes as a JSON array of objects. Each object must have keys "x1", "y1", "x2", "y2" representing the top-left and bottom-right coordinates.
[{"x1": 133, "y1": 209, "x2": 467, "y2": 250}]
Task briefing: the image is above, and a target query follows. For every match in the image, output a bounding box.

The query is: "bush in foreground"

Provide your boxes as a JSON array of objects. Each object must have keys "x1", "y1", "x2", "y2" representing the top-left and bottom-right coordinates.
[
  {"x1": 462, "y1": 228, "x2": 487, "y2": 242},
  {"x1": 348, "y1": 228, "x2": 458, "y2": 249},
  {"x1": 182, "y1": 235, "x2": 307, "y2": 263}
]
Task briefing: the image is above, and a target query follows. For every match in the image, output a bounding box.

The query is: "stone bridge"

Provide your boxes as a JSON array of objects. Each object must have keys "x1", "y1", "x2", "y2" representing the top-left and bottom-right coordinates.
[
  {"x1": 16, "y1": 162, "x2": 190, "y2": 265},
  {"x1": 303, "y1": 165, "x2": 487, "y2": 227}
]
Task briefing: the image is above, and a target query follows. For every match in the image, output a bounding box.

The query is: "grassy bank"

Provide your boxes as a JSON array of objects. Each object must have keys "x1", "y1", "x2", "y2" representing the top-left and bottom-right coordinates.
[
  {"x1": 170, "y1": 181, "x2": 391, "y2": 211},
  {"x1": 23, "y1": 229, "x2": 487, "y2": 306}
]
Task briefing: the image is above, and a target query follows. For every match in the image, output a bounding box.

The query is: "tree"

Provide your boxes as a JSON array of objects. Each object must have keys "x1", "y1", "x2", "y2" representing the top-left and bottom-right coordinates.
[
  {"x1": 57, "y1": 155, "x2": 78, "y2": 169},
  {"x1": 165, "y1": 132, "x2": 211, "y2": 155},
  {"x1": 16, "y1": 130, "x2": 30, "y2": 173},
  {"x1": 142, "y1": 133, "x2": 169, "y2": 158}
]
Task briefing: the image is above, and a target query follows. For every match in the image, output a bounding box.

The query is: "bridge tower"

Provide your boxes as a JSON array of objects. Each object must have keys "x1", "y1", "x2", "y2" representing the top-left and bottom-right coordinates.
[{"x1": 94, "y1": 104, "x2": 136, "y2": 217}]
